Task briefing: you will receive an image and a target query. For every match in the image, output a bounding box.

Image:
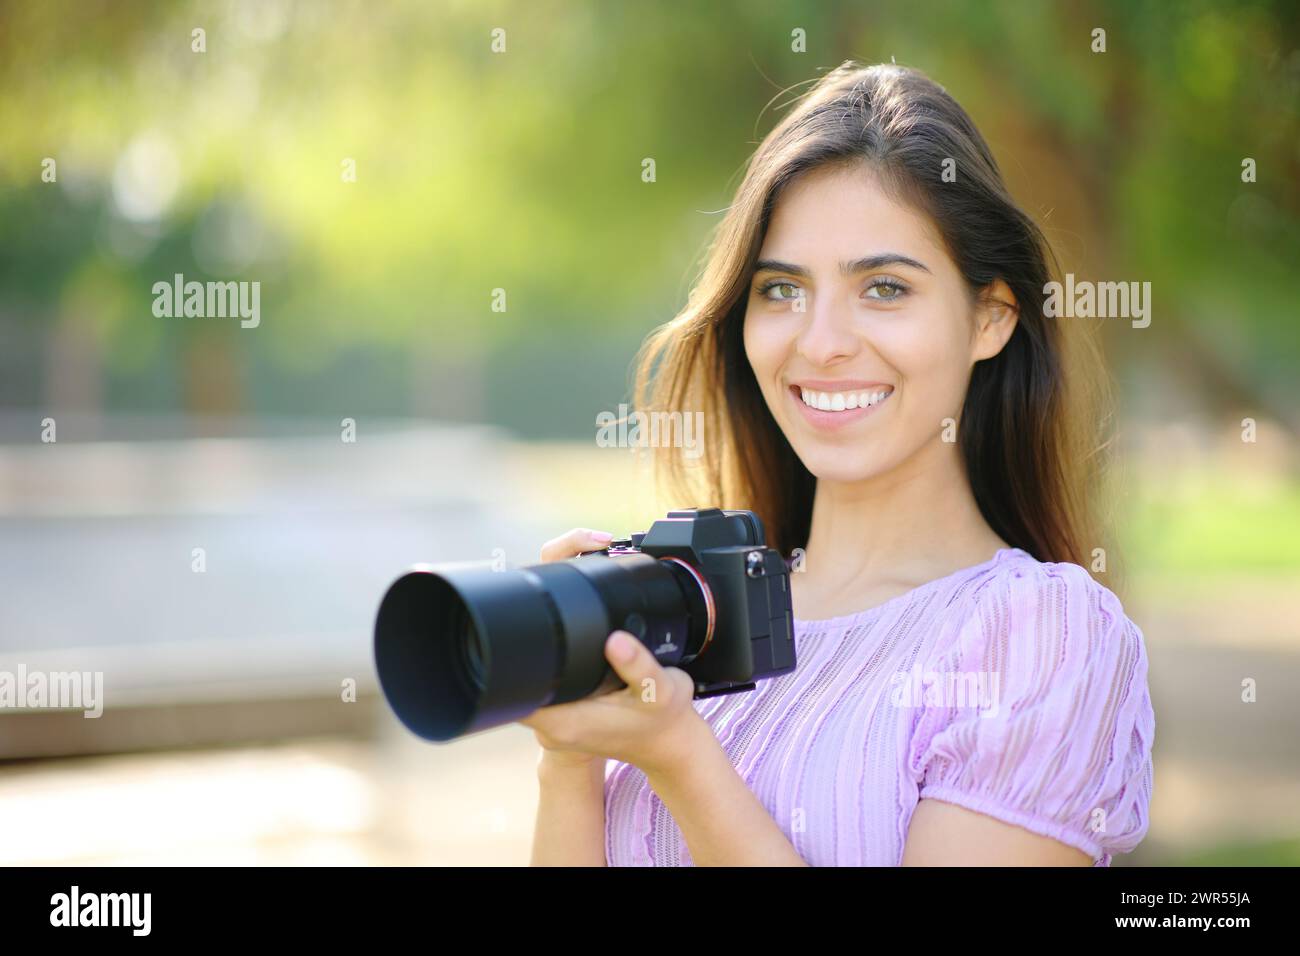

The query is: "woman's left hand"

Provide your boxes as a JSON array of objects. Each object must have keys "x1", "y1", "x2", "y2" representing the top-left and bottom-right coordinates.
[{"x1": 518, "y1": 630, "x2": 709, "y2": 778}]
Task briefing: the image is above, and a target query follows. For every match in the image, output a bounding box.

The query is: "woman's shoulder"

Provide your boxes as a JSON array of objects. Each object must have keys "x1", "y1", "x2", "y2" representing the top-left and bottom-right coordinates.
[
  {"x1": 967, "y1": 546, "x2": 1138, "y2": 620},
  {"x1": 964, "y1": 544, "x2": 1115, "y2": 590},
  {"x1": 943, "y1": 545, "x2": 1148, "y2": 669},
  {"x1": 912, "y1": 546, "x2": 1156, "y2": 863}
]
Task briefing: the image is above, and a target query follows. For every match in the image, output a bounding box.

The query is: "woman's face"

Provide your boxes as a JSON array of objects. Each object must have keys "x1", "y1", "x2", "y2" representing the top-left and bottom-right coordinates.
[{"x1": 743, "y1": 163, "x2": 1015, "y2": 484}]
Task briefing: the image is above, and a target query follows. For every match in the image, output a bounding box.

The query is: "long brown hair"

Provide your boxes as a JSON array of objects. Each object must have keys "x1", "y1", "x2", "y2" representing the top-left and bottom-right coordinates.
[{"x1": 631, "y1": 60, "x2": 1111, "y2": 572}]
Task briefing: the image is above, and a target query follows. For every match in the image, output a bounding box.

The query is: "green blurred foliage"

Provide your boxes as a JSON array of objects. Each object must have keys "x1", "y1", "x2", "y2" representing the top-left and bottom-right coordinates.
[
  {"x1": 0, "y1": 0, "x2": 1297, "y2": 429},
  {"x1": 1171, "y1": 835, "x2": 1300, "y2": 866},
  {"x1": 1123, "y1": 478, "x2": 1300, "y2": 573}
]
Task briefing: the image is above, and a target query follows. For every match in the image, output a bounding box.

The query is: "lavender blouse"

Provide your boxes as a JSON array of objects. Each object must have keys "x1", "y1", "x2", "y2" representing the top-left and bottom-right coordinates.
[{"x1": 604, "y1": 547, "x2": 1155, "y2": 866}]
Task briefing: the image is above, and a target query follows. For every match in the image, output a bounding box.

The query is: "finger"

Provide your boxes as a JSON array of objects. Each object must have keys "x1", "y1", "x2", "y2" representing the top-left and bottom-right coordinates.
[
  {"x1": 602, "y1": 630, "x2": 666, "y2": 699},
  {"x1": 540, "y1": 527, "x2": 614, "y2": 562}
]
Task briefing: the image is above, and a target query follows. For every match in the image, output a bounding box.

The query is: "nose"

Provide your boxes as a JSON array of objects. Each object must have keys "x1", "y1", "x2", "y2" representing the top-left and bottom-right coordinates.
[{"x1": 795, "y1": 294, "x2": 860, "y2": 368}]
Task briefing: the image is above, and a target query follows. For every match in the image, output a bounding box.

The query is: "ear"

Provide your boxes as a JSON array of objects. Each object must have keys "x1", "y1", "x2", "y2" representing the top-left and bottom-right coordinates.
[{"x1": 971, "y1": 279, "x2": 1019, "y2": 362}]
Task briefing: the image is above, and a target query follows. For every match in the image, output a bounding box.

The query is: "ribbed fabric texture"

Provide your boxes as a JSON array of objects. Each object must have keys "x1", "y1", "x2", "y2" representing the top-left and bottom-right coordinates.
[{"x1": 604, "y1": 547, "x2": 1155, "y2": 866}]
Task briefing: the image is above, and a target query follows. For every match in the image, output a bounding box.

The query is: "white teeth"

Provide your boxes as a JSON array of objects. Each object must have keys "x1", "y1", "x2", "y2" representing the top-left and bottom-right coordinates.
[{"x1": 797, "y1": 387, "x2": 892, "y2": 412}]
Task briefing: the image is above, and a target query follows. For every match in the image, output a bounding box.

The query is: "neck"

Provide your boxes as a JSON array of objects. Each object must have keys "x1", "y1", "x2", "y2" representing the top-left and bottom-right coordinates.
[{"x1": 801, "y1": 440, "x2": 1005, "y2": 593}]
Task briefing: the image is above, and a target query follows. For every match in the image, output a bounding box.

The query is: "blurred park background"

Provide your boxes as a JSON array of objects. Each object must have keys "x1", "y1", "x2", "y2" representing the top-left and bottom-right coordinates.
[{"x1": 1, "y1": 0, "x2": 1298, "y2": 865}]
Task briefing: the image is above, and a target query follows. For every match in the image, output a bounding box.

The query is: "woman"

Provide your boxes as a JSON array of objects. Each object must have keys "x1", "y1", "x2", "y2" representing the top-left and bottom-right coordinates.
[{"x1": 524, "y1": 60, "x2": 1155, "y2": 866}]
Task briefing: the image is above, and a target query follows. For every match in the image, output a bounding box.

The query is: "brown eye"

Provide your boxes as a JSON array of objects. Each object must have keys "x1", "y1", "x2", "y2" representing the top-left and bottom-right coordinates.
[
  {"x1": 865, "y1": 279, "x2": 907, "y2": 300},
  {"x1": 760, "y1": 281, "x2": 801, "y2": 302}
]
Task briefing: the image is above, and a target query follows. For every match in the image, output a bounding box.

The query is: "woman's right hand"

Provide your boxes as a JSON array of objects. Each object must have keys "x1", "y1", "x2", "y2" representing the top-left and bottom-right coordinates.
[{"x1": 530, "y1": 528, "x2": 616, "y2": 771}]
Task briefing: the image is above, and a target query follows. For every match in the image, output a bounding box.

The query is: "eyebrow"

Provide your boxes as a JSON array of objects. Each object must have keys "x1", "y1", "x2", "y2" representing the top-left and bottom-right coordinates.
[{"x1": 753, "y1": 253, "x2": 932, "y2": 278}]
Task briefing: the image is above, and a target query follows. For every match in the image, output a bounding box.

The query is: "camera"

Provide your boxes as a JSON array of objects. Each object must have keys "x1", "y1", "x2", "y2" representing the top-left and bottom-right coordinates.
[{"x1": 373, "y1": 507, "x2": 796, "y2": 742}]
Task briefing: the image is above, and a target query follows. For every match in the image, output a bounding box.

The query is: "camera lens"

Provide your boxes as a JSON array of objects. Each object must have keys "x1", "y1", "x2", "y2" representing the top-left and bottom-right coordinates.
[
  {"x1": 374, "y1": 552, "x2": 713, "y2": 742},
  {"x1": 451, "y1": 603, "x2": 487, "y2": 698}
]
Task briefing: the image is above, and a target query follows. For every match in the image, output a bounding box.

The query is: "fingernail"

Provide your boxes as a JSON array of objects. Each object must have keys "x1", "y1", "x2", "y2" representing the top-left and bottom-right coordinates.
[
  {"x1": 608, "y1": 631, "x2": 636, "y2": 661},
  {"x1": 589, "y1": 530, "x2": 613, "y2": 543}
]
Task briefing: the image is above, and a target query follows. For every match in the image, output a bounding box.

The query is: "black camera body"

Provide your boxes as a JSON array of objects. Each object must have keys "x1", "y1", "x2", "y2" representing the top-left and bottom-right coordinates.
[
  {"x1": 373, "y1": 506, "x2": 797, "y2": 742},
  {"x1": 583, "y1": 508, "x2": 796, "y2": 698}
]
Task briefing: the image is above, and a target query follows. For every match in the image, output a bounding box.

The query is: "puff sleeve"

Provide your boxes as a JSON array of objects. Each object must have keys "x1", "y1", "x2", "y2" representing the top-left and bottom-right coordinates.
[{"x1": 907, "y1": 559, "x2": 1155, "y2": 865}]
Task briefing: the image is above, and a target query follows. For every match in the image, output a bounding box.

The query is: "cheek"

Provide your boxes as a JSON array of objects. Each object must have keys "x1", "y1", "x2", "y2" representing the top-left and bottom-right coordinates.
[
  {"x1": 878, "y1": 304, "x2": 972, "y2": 382},
  {"x1": 878, "y1": 311, "x2": 973, "y2": 409},
  {"x1": 743, "y1": 312, "x2": 784, "y2": 383}
]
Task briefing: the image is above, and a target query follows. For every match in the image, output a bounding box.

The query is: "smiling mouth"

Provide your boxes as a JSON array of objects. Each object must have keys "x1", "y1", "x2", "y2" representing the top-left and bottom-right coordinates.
[{"x1": 791, "y1": 385, "x2": 894, "y2": 412}]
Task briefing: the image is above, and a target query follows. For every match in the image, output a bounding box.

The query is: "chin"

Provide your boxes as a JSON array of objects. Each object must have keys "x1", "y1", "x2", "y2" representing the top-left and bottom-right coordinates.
[{"x1": 796, "y1": 451, "x2": 889, "y2": 484}]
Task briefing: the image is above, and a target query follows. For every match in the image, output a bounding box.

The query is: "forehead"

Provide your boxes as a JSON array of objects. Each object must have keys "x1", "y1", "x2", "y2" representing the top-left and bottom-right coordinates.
[{"x1": 760, "y1": 163, "x2": 948, "y2": 265}]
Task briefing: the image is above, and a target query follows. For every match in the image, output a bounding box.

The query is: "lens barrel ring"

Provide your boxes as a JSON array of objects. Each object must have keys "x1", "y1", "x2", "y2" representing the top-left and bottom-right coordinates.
[{"x1": 659, "y1": 556, "x2": 716, "y2": 655}]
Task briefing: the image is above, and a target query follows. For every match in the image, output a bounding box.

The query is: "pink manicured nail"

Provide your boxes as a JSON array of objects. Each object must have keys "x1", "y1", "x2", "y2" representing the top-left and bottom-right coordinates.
[{"x1": 589, "y1": 530, "x2": 613, "y2": 543}]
